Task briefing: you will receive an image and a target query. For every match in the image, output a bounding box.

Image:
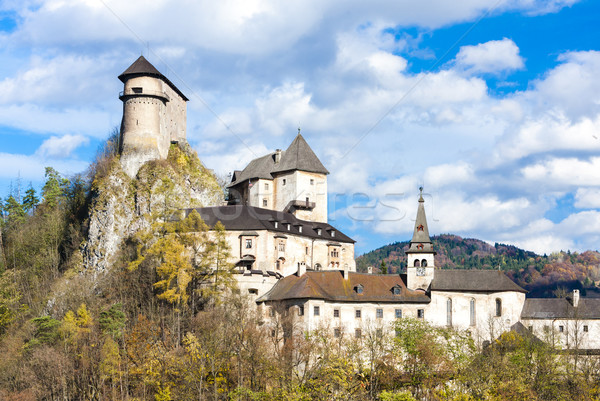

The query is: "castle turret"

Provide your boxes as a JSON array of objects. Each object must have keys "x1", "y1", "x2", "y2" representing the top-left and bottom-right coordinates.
[
  {"x1": 227, "y1": 132, "x2": 329, "y2": 223},
  {"x1": 118, "y1": 56, "x2": 188, "y2": 177},
  {"x1": 406, "y1": 188, "x2": 436, "y2": 290}
]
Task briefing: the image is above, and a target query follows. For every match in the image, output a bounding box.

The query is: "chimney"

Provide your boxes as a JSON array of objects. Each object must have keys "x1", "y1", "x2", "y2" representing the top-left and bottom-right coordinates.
[
  {"x1": 367, "y1": 266, "x2": 373, "y2": 274},
  {"x1": 274, "y1": 149, "x2": 282, "y2": 163},
  {"x1": 297, "y1": 262, "x2": 306, "y2": 277},
  {"x1": 573, "y1": 289, "x2": 580, "y2": 307}
]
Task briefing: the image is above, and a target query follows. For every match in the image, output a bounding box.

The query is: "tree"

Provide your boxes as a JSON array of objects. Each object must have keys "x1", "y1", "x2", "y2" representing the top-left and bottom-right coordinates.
[
  {"x1": 41, "y1": 167, "x2": 69, "y2": 209},
  {"x1": 380, "y1": 260, "x2": 388, "y2": 275},
  {"x1": 22, "y1": 185, "x2": 39, "y2": 213}
]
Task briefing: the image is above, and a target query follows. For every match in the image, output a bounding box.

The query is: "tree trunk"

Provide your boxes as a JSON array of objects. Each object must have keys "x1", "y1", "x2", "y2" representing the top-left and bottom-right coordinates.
[{"x1": 0, "y1": 224, "x2": 6, "y2": 269}]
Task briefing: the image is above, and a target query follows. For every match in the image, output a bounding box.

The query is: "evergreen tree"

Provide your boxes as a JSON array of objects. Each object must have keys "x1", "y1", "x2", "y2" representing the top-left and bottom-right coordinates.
[
  {"x1": 41, "y1": 167, "x2": 69, "y2": 208},
  {"x1": 380, "y1": 260, "x2": 388, "y2": 274},
  {"x1": 22, "y1": 185, "x2": 39, "y2": 213}
]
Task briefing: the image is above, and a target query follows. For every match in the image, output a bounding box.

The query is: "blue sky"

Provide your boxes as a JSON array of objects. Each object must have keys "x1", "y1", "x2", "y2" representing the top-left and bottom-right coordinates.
[{"x1": 1, "y1": 0, "x2": 599, "y2": 256}]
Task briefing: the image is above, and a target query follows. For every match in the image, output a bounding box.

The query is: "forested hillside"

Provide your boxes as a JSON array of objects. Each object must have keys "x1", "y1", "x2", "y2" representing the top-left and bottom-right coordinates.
[
  {"x1": 357, "y1": 234, "x2": 600, "y2": 297},
  {"x1": 1, "y1": 138, "x2": 600, "y2": 399}
]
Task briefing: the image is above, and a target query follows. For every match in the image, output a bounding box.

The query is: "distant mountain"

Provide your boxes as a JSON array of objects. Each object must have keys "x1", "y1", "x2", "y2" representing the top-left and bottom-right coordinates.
[{"x1": 356, "y1": 234, "x2": 600, "y2": 298}]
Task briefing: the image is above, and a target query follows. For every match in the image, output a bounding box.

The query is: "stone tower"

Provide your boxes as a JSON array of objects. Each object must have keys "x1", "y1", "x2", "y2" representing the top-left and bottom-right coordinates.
[
  {"x1": 227, "y1": 133, "x2": 329, "y2": 223},
  {"x1": 406, "y1": 188, "x2": 436, "y2": 290},
  {"x1": 118, "y1": 56, "x2": 188, "y2": 177}
]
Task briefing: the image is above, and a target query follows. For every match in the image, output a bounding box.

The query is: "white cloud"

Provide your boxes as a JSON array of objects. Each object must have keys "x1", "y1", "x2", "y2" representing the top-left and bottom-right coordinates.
[
  {"x1": 35, "y1": 134, "x2": 89, "y2": 158},
  {"x1": 521, "y1": 157, "x2": 600, "y2": 187},
  {"x1": 455, "y1": 38, "x2": 524, "y2": 75},
  {"x1": 575, "y1": 187, "x2": 600, "y2": 209}
]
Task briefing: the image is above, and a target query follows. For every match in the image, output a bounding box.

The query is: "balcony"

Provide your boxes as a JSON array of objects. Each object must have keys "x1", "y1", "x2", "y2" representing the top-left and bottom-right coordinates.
[
  {"x1": 119, "y1": 89, "x2": 170, "y2": 102},
  {"x1": 284, "y1": 199, "x2": 316, "y2": 212}
]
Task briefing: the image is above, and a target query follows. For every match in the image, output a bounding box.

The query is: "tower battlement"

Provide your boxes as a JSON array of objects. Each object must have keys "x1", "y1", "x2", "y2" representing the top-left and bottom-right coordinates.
[{"x1": 118, "y1": 56, "x2": 188, "y2": 177}]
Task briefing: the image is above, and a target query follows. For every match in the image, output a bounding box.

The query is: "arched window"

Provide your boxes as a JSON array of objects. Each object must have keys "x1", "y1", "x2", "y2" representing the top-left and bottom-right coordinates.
[
  {"x1": 447, "y1": 298, "x2": 452, "y2": 327},
  {"x1": 470, "y1": 298, "x2": 476, "y2": 326},
  {"x1": 414, "y1": 259, "x2": 420, "y2": 267},
  {"x1": 421, "y1": 259, "x2": 427, "y2": 267},
  {"x1": 314, "y1": 263, "x2": 322, "y2": 271},
  {"x1": 495, "y1": 298, "x2": 502, "y2": 317}
]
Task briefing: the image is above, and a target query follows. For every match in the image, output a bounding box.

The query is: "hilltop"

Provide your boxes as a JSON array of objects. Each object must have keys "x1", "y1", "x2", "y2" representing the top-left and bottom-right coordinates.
[{"x1": 357, "y1": 234, "x2": 600, "y2": 297}]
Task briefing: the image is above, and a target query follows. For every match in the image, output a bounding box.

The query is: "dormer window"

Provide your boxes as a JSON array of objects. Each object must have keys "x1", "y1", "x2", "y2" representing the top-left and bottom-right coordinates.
[
  {"x1": 355, "y1": 284, "x2": 364, "y2": 294},
  {"x1": 417, "y1": 224, "x2": 424, "y2": 231},
  {"x1": 417, "y1": 243, "x2": 424, "y2": 250},
  {"x1": 317, "y1": 228, "x2": 322, "y2": 235},
  {"x1": 274, "y1": 222, "x2": 278, "y2": 229},
  {"x1": 331, "y1": 230, "x2": 335, "y2": 237},
  {"x1": 287, "y1": 224, "x2": 290, "y2": 231},
  {"x1": 299, "y1": 226, "x2": 303, "y2": 233},
  {"x1": 392, "y1": 285, "x2": 401, "y2": 295}
]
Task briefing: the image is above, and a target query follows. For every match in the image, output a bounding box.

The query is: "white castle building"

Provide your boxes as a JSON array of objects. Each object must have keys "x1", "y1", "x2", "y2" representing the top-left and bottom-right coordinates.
[{"x1": 117, "y1": 56, "x2": 600, "y2": 351}]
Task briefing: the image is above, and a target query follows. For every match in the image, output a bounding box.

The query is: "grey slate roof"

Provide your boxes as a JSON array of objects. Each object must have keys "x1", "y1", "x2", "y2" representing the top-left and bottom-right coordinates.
[
  {"x1": 521, "y1": 298, "x2": 600, "y2": 319},
  {"x1": 185, "y1": 205, "x2": 354, "y2": 243},
  {"x1": 271, "y1": 134, "x2": 329, "y2": 175},
  {"x1": 407, "y1": 191, "x2": 434, "y2": 254},
  {"x1": 430, "y1": 269, "x2": 527, "y2": 293},
  {"x1": 257, "y1": 271, "x2": 431, "y2": 304},
  {"x1": 228, "y1": 134, "x2": 328, "y2": 187},
  {"x1": 118, "y1": 55, "x2": 189, "y2": 101}
]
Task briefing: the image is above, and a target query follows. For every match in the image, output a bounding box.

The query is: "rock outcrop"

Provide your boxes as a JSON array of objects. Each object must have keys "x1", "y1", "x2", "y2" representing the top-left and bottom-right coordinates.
[{"x1": 82, "y1": 143, "x2": 222, "y2": 272}]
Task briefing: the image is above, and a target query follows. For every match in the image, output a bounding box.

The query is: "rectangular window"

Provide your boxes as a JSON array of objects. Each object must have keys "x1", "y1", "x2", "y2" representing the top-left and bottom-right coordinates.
[
  {"x1": 265, "y1": 183, "x2": 269, "y2": 190},
  {"x1": 310, "y1": 179, "x2": 314, "y2": 185},
  {"x1": 333, "y1": 309, "x2": 340, "y2": 318},
  {"x1": 270, "y1": 308, "x2": 275, "y2": 317},
  {"x1": 248, "y1": 288, "x2": 258, "y2": 295},
  {"x1": 395, "y1": 328, "x2": 401, "y2": 337},
  {"x1": 306, "y1": 246, "x2": 309, "y2": 255},
  {"x1": 395, "y1": 309, "x2": 402, "y2": 319},
  {"x1": 282, "y1": 179, "x2": 286, "y2": 185},
  {"x1": 245, "y1": 239, "x2": 252, "y2": 249},
  {"x1": 528, "y1": 325, "x2": 533, "y2": 332},
  {"x1": 355, "y1": 328, "x2": 362, "y2": 339},
  {"x1": 376, "y1": 328, "x2": 383, "y2": 338},
  {"x1": 559, "y1": 325, "x2": 564, "y2": 333},
  {"x1": 314, "y1": 306, "x2": 320, "y2": 316},
  {"x1": 417, "y1": 309, "x2": 424, "y2": 319},
  {"x1": 298, "y1": 306, "x2": 304, "y2": 316},
  {"x1": 584, "y1": 325, "x2": 589, "y2": 332},
  {"x1": 376, "y1": 308, "x2": 383, "y2": 319},
  {"x1": 278, "y1": 242, "x2": 285, "y2": 252},
  {"x1": 355, "y1": 309, "x2": 361, "y2": 319},
  {"x1": 334, "y1": 328, "x2": 341, "y2": 338},
  {"x1": 263, "y1": 198, "x2": 268, "y2": 207}
]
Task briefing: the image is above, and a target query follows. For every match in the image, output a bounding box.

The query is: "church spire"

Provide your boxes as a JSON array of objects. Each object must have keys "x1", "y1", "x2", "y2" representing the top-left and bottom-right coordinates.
[
  {"x1": 406, "y1": 188, "x2": 436, "y2": 290},
  {"x1": 408, "y1": 187, "x2": 434, "y2": 254}
]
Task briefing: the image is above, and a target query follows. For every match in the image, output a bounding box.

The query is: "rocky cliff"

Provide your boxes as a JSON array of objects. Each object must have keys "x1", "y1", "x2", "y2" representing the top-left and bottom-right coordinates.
[{"x1": 82, "y1": 143, "x2": 222, "y2": 272}]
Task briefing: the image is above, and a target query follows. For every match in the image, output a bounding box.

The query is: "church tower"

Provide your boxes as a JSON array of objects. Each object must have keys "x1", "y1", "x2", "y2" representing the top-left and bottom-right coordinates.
[
  {"x1": 118, "y1": 56, "x2": 188, "y2": 178},
  {"x1": 406, "y1": 188, "x2": 436, "y2": 290}
]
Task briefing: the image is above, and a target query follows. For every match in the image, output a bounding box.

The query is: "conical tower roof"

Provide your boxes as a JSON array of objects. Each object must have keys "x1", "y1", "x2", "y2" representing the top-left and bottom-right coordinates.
[
  {"x1": 407, "y1": 188, "x2": 435, "y2": 254},
  {"x1": 118, "y1": 55, "x2": 188, "y2": 101},
  {"x1": 272, "y1": 133, "x2": 329, "y2": 175}
]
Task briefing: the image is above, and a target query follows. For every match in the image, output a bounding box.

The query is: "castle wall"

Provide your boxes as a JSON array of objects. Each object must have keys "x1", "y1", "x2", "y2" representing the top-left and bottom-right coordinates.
[
  {"x1": 428, "y1": 290, "x2": 526, "y2": 344},
  {"x1": 269, "y1": 299, "x2": 428, "y2": 334},
  {"x1": 272, "y1": 171, "x2": 328, "y2": 223},
  {"x1": 223, "y1": 229, "x2": 355, "y2": 277},
  {"x1": 521, "y1": 318, "x2": 600, "y2": 350}
]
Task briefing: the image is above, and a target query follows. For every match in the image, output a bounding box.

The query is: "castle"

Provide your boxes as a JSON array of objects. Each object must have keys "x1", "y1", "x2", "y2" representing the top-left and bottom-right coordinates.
[{"x1": 117, "y1": 56, "x2": 600, "y2": 350}]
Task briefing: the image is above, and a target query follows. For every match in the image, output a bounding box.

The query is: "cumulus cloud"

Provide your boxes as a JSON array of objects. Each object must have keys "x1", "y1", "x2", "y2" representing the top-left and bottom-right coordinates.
[
  {"x1": 35, "y1": 134, "x2": 89, "y2": 158},
  {"x1": 575, "y1": 187, "x2": 600, "y2": 209},
  {"x1": 455, "y1": 38, "x2": 524, "y2": 75}
]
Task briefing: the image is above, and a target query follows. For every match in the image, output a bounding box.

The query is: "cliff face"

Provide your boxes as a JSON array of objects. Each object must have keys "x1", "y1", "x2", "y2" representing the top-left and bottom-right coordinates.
[{"x1": 82, "y1": 143, "x2": 222, "y2": 272}]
